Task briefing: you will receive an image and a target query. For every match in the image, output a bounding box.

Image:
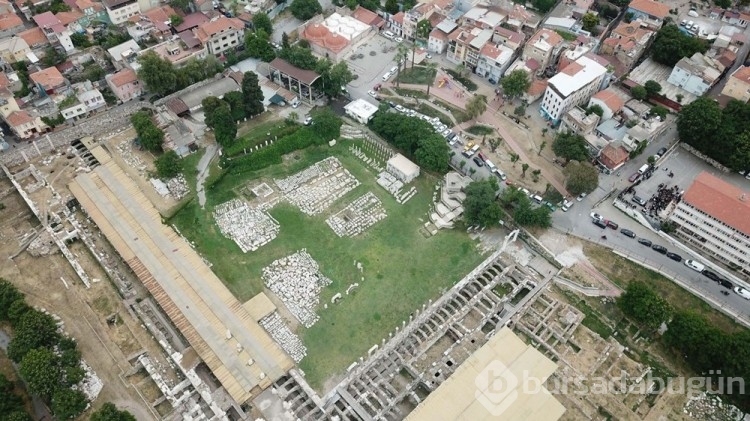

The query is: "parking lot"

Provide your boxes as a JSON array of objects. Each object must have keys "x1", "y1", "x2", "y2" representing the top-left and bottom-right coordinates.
[{"x1": 344, "y1": 35, "x2": 403, "y2": 106}]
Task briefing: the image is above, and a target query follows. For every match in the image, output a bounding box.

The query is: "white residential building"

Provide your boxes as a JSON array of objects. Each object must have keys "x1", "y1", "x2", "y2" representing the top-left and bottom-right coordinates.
[
  {"x1": 103, "y1": 0, "x2": 141, "y2": 25},
  {"x1": 668, "y1": 172, "x2": 750, "y2": 279},
  {"x1": 60, "y1": 81, "x2": 106, "y2": 120},
  {"x1": 540, "y1": 55, "x2": 607, "y2": 123},
  {"x1": 475, "y1": 43, "x2": 514, "y2": 83},
  {"x1": 194, "y1": 17, "x2": 245, "y2": 57},
  {"x1": 666, "y1": 52, "x2": 723, "y2": 97}
]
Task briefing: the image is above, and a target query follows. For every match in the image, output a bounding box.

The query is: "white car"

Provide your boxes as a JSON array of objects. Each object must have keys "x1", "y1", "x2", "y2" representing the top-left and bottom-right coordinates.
[
  {"x1": 734, "y1": 286, "x2": 750, "y2": 300},
  {"x1": 303, "y1": 116, "x2": 313, "y2": 126},
  {"x1": 426, "y1": 53, "x2": 433, "y2": 59},
  {"x1": 561, "y1": 200, "x2": 573, "y2": 212},
  {"x1": 590, "y1": 212, "x2": 603, "y2": 221},
  {"x1": 395, "y1": 37, "x2": 404, "y2": 43},
  {"x1": 577, "y1": 192, "x2": 587, "y2": 201},
  {"x1": 395, "y1": 105, "x2": 405, "y2": 113},
  {"x1": 368, "y1": 90, "x2": 379, "y2": 99},
  {"x1": 684, "y1": 259, "x2": 705, "y2": 272}
]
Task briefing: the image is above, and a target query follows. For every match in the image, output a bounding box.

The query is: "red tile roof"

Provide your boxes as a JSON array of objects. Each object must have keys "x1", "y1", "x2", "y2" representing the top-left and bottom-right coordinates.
[
  {"x1": 29, "y1": 66, "x2": 66, "y2": 89},
  {"x1": 429, "y1": 28, "x2": 447, "y2": 40},
  {"x1": 0, "y1": 72, "x2": 10, "y2": 88},
  {"x1": 628, "y1": 0, "x2": 670, "y2": 19},
  {"x1": 18, "y1": 27, "x2": 48, "y2": 47},
  {"x1": 591, "y1": 88, "x2": 624, "y2": 113},
  {"x1": 731, "y1": 65, "x2": 750, "y2": 84},
  {"x1": 352, "y1": 5, "x2": 384, "y2": 27},
  {"x1": 109, "y1": 68, "x2": 137, "y2": 87},
  {"x1": 599, "y1": 144, "x2": 629, "y2": 168},
  {"x1": 194, "y1": 17, "x2": 244, "y2": 43},
  {"x1": 143, "y1": 5, "x2": 177, "y2": 32},
  {"x1": 682, "y1": 172, "x2": 750, "y2": 237},
  {"x1": 268, "y1": 58, "x2": 320, "y2": 85},
  {"x1": 0, "y1": 11, "x2": 22, "y2": 30},
  {"x1": 32, "y1": 11, "x2": 60, "y2": 28},
  {"x1": 391, "y1": 11, "x2": 404, "y2": 25},
  {"x1": 6, "y1": 110, "x2": 32, "y2": 126},
  {"x1": 55, "y1": 10, "x2": 83, "y2": 25}
]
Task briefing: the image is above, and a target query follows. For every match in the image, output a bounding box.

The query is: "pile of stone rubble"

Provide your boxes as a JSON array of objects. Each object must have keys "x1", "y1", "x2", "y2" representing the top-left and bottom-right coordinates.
[
  {"x1": 326, "y1": 192, "x2": 387, "y2": 237},
  {"x1": 274, "y1": 157, "x2": 341, "y2": 194},
  {"x1": 683, "y1": 392, "x2": 744, "y2": 420},
  {"x1": 275, "y1": 157, "x2": 360, "y2": 216},
  {"x1": 259, "y1": 311, "x2": 307, "y2": 363},
  {"x1": 116, "y1": 140, "x2": 147, "y2": 174},
  {"x1": 262, "y1": 250, "x2": 332, "y2": 328},
  {"x1": 213, "y1": 199, "x2": 280, "y2": 253},
  {"x1": 166, "y1": 174, "x2": 189, "y2": 200}
]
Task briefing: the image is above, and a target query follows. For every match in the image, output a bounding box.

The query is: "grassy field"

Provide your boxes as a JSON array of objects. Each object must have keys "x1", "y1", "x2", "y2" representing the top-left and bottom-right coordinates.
[
  {"x1": 171, "y1": 142, "x2": 485, "y2": 390},
  {"x1": 224, "y1": 119, "x2": 300, "y2": 157}
]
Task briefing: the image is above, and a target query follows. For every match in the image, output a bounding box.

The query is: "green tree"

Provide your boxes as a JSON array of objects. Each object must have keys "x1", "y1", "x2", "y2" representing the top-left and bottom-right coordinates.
[
  {"x1": 501, "y1": 69, "x2": 531, "y2": 100},
  {"x1": 7, "y1": 299, "x2": 31, "y2": 325},
  {"x1": 651, "y1": 24, "x2": 708, "y2": 67},
  {"x1": 170, "y1": 0, "x2": 191, "y2": 12},
  {"x1": 532, "y1": 0, "x2": 556, "y2": 13},
  {"x1": 8, "y1": 310, "x2": 61, "y2": 362},
  {"x1": 586, "y1": 104, "x2": 603, "y2": 117},
  {"x1": 465, "y1": 94, "x2": 488, "y2": 121},
  {"x1": 278, "y1": 45, "x2": 318, "y2": 70},
  {"x1": 0, "y1": 278, "x2": 23, "y2": 321},
  {"x1": 463, "y1": 179, "x2": 502, "y2": 227},
  {"x1": 311, "y1": 108, "x2": 342, "y2": 140},
  {"x1": 242, "y1": 71, "x2": 265, "y2": 117},
  {"x1": 514, "y1": 105, "x2": 526, "y2": 116},
  {"x1": 618, "y1": 281, "x2": 672, "y2": 330},
  {"x1": 70, "y1": 33, "x2": 91, "y2": 48},
  {"x1": 424, "y1": 61, "x2": 438, "y2": 97},
  {"x1": 19, "y1": 348, "x2": 61, "y2": 400},
  {"x1": 563, "y1": 161, "x2": 599, "y2": 196},
  {"x1": 582, "y1": 13, "x2": 598, "y2": 32},
  {"x1": 521, "y1": 162, "x2": 529, "y2": 177},
  {"x1": 552, "y1": 131, "x2": 588, "y2": 162},
  {"x1": 676, "y1": 97, "x2": 723, "y2": 155},
  {"x1": 130, "y1": 111, "x2": 164, "y2": 152},
  {"x1": 169, "y1": 14, "x2": 183, "y2": 26},
  {"x1": 155, "y1": 150, "x2": 183, "y2": 179},
  {"x1": 0, "y1": 373, "x2": 24, "y2": 416},
  {"x1": 317, "y1": 60, "x2": 354, "y2": 97},
  {"x1": 212, "y1": 106, "x2": 237, "y2": 148},
  {"x1": 222, "y1": 91, "x2": 246, "y2": 121},
  {"x1": 631, "y1": 85, "x2": 647, "y2": 100},
  {"x1": 411, "y1": 19, "x2": 432, "y2": 68},
  {"x1": 649, "y1": 105, "x2": 668, "y2": 119},
  {"x1": 289, "y1": 0, "x2": 322, "y2": 20},
  {"x1": 384, "y1": 0, "x2": 399, "y2": 14},
  {"x1": 4, "y1": 412, "x2": 33, "y2": 421},
  {"x1": 51, "y1": 388, "x2": 87, "y2": 420},
  {"x1": 41, "y1": 46, "x2": 66, "y2": 67},
  {"x1": 202, "y1": 96, "x2": 227, "y2": 128},
  {"x1": 415, "y1": 135, "x2": 450, "y2": 173},
  {"x1": 245, "y1": 30, "x2": 276, "y2": 62},
  {"x1": 394, "y1": 42, "x2": 410, "y2": 88},
  {"x1": 730, "y1": 131, "x2": 750, "y2": 173},
  {"x1": 644, "y1": 80, "x2": 662, "y2": 96},
  {"x1": 510, "y1": 153, "x2": 519, "y2": 167},
  {"x1": 252, "y1": 12, "x2": 273, "y2": 35},
  {"x1": 90, "y1": 403, "x2": 137, "y2": 421},
  {"x1": 136, "y1": 51, "x2": 177, "y2": 97},
  {"x1": 281, "y1": 32, "x2": 290, "y2": 49}
]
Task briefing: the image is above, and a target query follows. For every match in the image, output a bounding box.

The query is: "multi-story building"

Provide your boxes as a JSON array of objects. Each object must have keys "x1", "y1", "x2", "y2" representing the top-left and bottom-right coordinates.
[
  {"x1": 4, "y1": 110, "x2": 45, "y2": 138},
  {"x1": 32, "y1": 11, "x2": 75, "y2": 52},
  {"x1": 428, "y1": 19, "x2": 457, "y2": 53},
  {"x1": 520, "y1": 28, "x2": 563, "y2": 76},
  {"x1": 446, "y1": 25, "x2": 493, "y2": 69},
  {"x1": 626, "y1": 0, "x2": 670, "y2": 29},
  {"x1": 103, "y1": 0, "x2": 140, "y2": 25},
  {"x1": 135, "y1": 34, "x2": 207, "y2": 68},
  {"x1": 492, "y1": 26, "x2": 524, "y2": 51},
  {"x1": 721, "y1": 65, "x2": 750, "y2": 102},
  {"x1": 475, "y1": 43, "x2": 514, "y2": 83},
  {"x1": 668, "y1": 172, "x2": 750, "y2": 279},
  {"x1": 194, "y1": 16, "x2": 245, "y2": 57},
  {"x1": 403, "y1": 2, "x2": 433, "y2": 41},
  {"x1": 462, "y1": 5, "x2": 506, "y2": 30},
  {"x1": 0, "y1": 11, "x2": 24, "y2": 37},
  {"x1": 600, "y1": 19, "x2": 654, "y2": 75},
  {"x1": 389, "y1": 11, "x2": 404, "y2": 37},
  {"x1": 0, "y1": 36, "x2": 29, "y2": 63},
  {"x1": 667, "y1": 52, "x2": 723, "y2": 97},
  {"x1": 106, "y1": 68, "x2": 142, "y2": 102},
  {"x1": 540, "y1": 55, "x2": 607, "y2": 123},
  {"x1": 60, "y1": 80, "x2": 106, "y2": 120},
  {"x1": 29, "y1": 66, "x2": 68, "y2": 96},
  {"x1": 587, "y1": 88, "x2": 625, "y2": 120}
]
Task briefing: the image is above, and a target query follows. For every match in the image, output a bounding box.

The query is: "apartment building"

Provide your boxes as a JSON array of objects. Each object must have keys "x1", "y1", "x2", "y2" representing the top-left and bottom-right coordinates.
[
  {"x1": 106, "y1": 68, "x2": 142, "y2": 102},
  {"x1": 103, "y1": 0, "x2": 140, "y2": 25},
  {"x1": 668, "y1": 172, "x2": 750, "y2": 279},
  {"x1": 32, "y1": 11, "x2": 75, "y2": 52},
  {"x1": 540, "y1": 55, "x2": 607, "y2": 123},
  {"x1": 519, "y1": 28, "x2": 563, "y2": 76},
  {"x1": 599, "y1": 20, "x2": 653, "y2": 76},
  {"x1": 194, "y1": 17, "x2": 245, "y2": 57},
  {"x1": 626, "y1": 0, "x2": 670, "y2": 29},
  {"x1": 667, "y1": 52, "x2": 723, "y2": 97},
  {"x1": 475, "y1": 42, "x2": 514, "y2": 83}
]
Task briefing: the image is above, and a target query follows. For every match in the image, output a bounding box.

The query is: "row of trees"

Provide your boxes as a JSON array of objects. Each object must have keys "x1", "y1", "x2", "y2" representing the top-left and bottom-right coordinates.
[
  {"x1": 498, "y1": 187, "x2": 552, "y2": 228},
  {"x1": 290, "y1": 0, "x2": 323, "y2": 20},
  {"x1": 617, "y1": 281, "x2": 750, "y2": 411},
  {"x1": 677, "y1": 97, "x2": 750, "y2": 172},
  {"x1": 463, "y1": 179, "x2": 503, "y2": 227},
  {"x1": 136, "y1": 52, "x2": 225, "y2": 98},
  {"x1": 202, "y1": 71, "x2": 266, "y2": 148},
  {"x1": 368, "y1": 112, "x2": 451, "y2": 173},
  {"x1": 131, "y1": 110, "x2": 164, "y2": 152},
  {"x1": 651, "y1": 24, "x2": 708, "y2": 67},
  {"x1": 550, "y1": 132, "x2": 600, "y2": 195}
]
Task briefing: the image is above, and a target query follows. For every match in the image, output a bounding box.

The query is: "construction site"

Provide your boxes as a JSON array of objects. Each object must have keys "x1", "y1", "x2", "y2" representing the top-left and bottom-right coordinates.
[{"x1": 0, "y1": 128, "x2": 737, "y2": 421}]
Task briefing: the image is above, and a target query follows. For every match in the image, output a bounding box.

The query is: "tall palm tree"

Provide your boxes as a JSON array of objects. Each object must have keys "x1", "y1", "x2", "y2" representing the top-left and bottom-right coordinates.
[
  {"x1": 395, "y1": 42, "x2": 410, "y2": 88},
  {"x1": 425, "y1": 61, "x2": 438, "y2": 97}
]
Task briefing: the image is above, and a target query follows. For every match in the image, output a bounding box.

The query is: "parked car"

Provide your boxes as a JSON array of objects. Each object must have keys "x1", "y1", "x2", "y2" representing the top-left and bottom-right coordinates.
[
  {"x1": 395, "y1": 105, "x2": 405, "y2": 113},
  {"x1": 303, "y1": 116, "x2": 313, "y2": 126},
  {"x1": 590, "y1": 212, "x2": 603, "y2": 221},
  {"x1": 652, "y1": 244, "x2": 668, "y2": 254},
  {"x1": 577, "y1": 192, "x2": 587, "y2": 201},
  {"x1": 472, "y1": 157, "x2": 484, "y2": 167},
  {"x1": 657, "y1": 147, "x2": 667, "y2": 157},
  {"x1": 628, "y1": 172, "x2": 641, "y2": 182},
  {"x1": 561, "y1": 200, "x2": 573, "y2": 212},
  {"x1": 368, "y1": 90, "x2": 379, "y2": 99},
  {"x1": 701, "y1": 269, "x2": 720, "y2": 281},
  {"x1": 734, "y1": 286, "x2": 750, "y2": 300},
  {"x1": 620, "y1": 228, "x2": 636, "y2": 238},
  {"x1": 666, "y1": 252, "x2": 682, "y2": 262},
  {"x1": 633, "y1": 196, "x2": 647, "y2": 206},
  {"x1": 395, "y1": 36, "x2": 404, "y2": 43},
  {"x1": 605, "y1": 220, "x2": 618, "y2": 229},
  {"x1": 720, "y1": 279, "x2": 734, "y2": 289},
  {"x1": 638, "y1": 238, "x2": 652, "y2": 247},
  {"x1": 593, "y1": 220, "x2": 607, "y2": 229},
  {"x1": 684, "y1": 259, "x2": 705, "y2": 272}
]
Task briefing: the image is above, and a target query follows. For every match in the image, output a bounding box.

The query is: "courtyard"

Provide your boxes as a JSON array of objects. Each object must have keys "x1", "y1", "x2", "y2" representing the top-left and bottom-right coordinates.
[{"x1": 170, "y1": 140, "x2": 485, "y2": 390}]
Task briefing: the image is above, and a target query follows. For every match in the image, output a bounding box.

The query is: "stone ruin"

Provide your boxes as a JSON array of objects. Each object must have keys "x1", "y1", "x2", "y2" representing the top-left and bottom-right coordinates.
[
  {"x1": 325, "y1": 192, "x2": 387, "y2": 237},
  {"x1": 213, "y1": 199, "x2": 280, "y2": 253},
  {"x1": 274, "y1": 157, "x2": 360, "y2": 216},
  {"x1": 116, "y1": 139, "x2": 147, "y2": 174},
  {"x1": 166, "y1": 174, "x2": 189, "y2": 200},
  {"x1": 376, "y1": 171, "x2": 417, "y2": 204},
  {"x1": 262, "y1": 250, "x2": 333, "y2": 328},
  {"x1": 259, "y1": 311, "x2": 307, "y2": 363}
]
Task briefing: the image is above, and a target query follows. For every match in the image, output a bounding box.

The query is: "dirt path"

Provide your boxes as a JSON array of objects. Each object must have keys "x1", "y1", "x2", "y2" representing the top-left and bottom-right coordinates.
[{"x1": 196, "y1": 144, "x2": 218, "y2": 208}]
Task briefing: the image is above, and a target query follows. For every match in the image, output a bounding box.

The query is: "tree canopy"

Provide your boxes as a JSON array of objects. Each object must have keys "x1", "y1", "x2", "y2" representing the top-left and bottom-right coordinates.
[
  {"x1": 289, "y1": 0, "x2": 322, "y2": 20},
  {"x1": 384, "y1": 0, "x2": 399, "y2": 14},
  {"x1": 51, "y1": 388, "x2": 88, "y2": 420},
  {"x1": 137, "y1": 52, "x2": 223, "y2": 98},
  {"x1": 581, "y1": 13, "x2": 598, "y2": 32},
  {"x1": 369, "y1": 112, "x2": 450, "y2": 173},
  {"x1": 463, "y1": 179, "x2": 502, "y2": 227},
  {"x1": 677, "y1": 97, "x2": 750, "y2": 171},
  {"x1": 498, "y1": 188, "x2": 551, "y2": 228},
  {"x1": 618, "y1": 281, "x2": 672, "y2": 330},
  {"x1": 531, "y1": 0, "x2": 556, "y2": 13},
  {"x1": 644, "y1": 80, "x2": 662, "y2": 96},
  {"x1": 241, "y1": 71, "x2": 265, "y2": 118},
  {"x1": 19, "y1": 348, "x2": 61, "y2": 400},
  {"x1": 245, "y1": 30, "x2": 276, "y2": 62},
  {"x1": 8, "y1": 309, "x2": 61, "y2": 362},
  {"x1": 277, "y1": 45, "x2": 352, "y2": 97},
  {"x1": 651, "y1": 24, "x2": 708, "y2": 67},
  {"x1": 552, "y1": 131, "x2": 588, "y2": 162},
  {"x1": 130, "y1": 110, "x2": 164, "y2": 152},
  {"x1": 91, "y1": 403, "x2": 137, "y2": 421},
  {"x1": 465, "y1": 94, "x2": 488, "y2": 121},
  {"x1": 252, "y1": 12, "x2": 273, "y2": 35},
  {"x1": 501, "y1": 69, "x2": 531, "y2": 99},
  {"x1": 563, "y1": 161, "x2": 599, "y2": 196},
  {"x1": 0, "y1": 279, "x2": 23, "y2": 321},
  {"x1": 631, "y1": 85, "x2": 647, "y2": 101},
  {"x1": 155, "y1": 150, "x2": 183, "y2": 179}
]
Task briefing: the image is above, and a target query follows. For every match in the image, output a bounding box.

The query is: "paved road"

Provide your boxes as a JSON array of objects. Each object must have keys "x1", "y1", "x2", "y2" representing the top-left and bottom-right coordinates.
[{"x1": 551, "y1": 126, "x2": 750, "y2": 326}]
